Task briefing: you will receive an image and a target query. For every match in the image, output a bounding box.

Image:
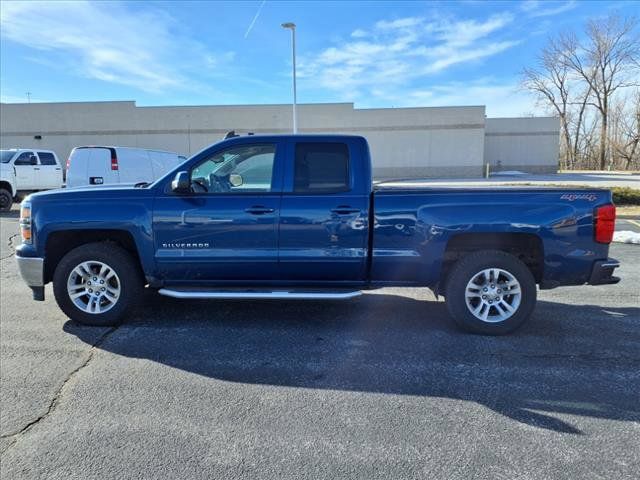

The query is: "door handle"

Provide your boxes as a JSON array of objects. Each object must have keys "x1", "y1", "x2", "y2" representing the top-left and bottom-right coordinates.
[
  {"x1": 245, "y1": 206, "x2": 275, "y2": 215},
  {"x1": 34, "y1": 167, "x2": 40, "y2": 171},
  {"x1": 331, "y1": 206, "x2": 360, "y2": 215}
]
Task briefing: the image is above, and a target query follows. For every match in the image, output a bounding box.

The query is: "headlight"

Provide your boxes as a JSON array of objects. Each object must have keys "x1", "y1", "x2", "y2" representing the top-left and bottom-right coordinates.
[{"x1": 19, "y1": 201, "x2": 32, "y2": 244}]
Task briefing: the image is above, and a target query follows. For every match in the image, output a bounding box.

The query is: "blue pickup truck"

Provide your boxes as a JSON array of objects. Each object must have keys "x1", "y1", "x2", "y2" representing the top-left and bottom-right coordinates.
[{"x1": 16, "y1": 134, "x2": 620, "y2": 334}]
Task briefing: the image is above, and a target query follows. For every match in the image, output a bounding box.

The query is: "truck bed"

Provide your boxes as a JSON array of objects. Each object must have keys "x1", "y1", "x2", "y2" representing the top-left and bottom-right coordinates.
[{"x1": 370, "y1": 186, "x2": 613, "y2": 287}]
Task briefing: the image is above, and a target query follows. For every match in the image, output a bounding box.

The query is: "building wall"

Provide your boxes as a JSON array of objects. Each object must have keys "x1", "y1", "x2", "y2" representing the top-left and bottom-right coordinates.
[
  {"x1": 1, "y1": 101, "x2": 557, "y2": 179},
  {"x1": 484, "y1": 117, "x2": 560, "y2": 174}
]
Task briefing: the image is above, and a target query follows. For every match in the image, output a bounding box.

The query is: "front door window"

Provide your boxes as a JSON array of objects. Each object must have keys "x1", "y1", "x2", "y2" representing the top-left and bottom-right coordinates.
[{"x1": 190, "y1": 144, "x2": 276, "y2": 193}]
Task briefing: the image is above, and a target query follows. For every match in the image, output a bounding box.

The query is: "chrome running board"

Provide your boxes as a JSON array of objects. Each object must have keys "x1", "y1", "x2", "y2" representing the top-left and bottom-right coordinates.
[{"x1": 158, "y1": 288, "x2": 362, "y2": 300}]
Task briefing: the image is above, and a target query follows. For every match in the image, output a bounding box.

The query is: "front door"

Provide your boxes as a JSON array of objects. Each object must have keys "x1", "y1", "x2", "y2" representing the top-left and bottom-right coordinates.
[
  {"x1": 153, "y1": 141, "x2": 284, "y2": 283},
  {"x1": 13, "y1": 151, "x2": 36, "y2": 189}
]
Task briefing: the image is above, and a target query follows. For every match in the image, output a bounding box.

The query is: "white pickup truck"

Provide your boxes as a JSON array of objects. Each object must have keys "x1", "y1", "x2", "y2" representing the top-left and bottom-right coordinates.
[{"x1": 0, "y1": 149, "x2": 64, "y2": 211}]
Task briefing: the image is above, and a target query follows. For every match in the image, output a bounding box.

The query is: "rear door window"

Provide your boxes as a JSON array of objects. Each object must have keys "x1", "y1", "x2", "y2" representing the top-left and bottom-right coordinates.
[
  {"x1": 294, "y1": 143, "x2": 350, "y2": 193},
  {"x1": 37, "y1": 152, "x2": 57, "y2": 165}
]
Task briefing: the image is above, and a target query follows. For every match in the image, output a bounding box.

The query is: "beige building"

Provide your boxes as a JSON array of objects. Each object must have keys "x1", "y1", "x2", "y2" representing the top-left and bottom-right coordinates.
[{"x1": 0, "y1": 101, "x2": 559, "y2": 178}]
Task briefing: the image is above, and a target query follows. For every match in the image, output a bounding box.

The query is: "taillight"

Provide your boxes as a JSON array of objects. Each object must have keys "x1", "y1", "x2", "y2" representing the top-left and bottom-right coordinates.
[
  {"x1": 66, "y1": 156, "x2": 71, "y2": 170},
  {"x1": 110, "y1": 151, "x2": 118, "y2": 171},
  {"x1": 594, "y1": 204, "x2": 616, "y2": 244}
]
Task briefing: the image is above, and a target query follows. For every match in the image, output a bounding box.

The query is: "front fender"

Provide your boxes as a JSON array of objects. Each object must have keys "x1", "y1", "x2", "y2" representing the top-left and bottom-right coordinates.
[{"x1": 26, "y1": 196, "x2": 156, "y2": 277}]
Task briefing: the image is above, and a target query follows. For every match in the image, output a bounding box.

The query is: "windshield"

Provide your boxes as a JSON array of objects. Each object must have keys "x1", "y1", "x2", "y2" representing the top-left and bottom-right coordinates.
[{"x1": 1, "y1": 150, "x2": 17, "y2": 163}]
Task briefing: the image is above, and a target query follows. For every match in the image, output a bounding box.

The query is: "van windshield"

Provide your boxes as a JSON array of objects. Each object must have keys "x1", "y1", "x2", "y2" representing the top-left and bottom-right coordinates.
[{"x1": 1, "y1": 150, "x2": 16, "y2": 163}]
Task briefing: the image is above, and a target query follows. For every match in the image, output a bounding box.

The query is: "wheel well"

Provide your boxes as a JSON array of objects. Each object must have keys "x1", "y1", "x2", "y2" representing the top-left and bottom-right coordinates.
[
  {"x1": 442, "y1": 233, "x2": 544, "y2": 284},
  {"x1": 0, "y1": 181, "x2": 14, "y2": 196},
  {"x1": 44, "y1": 230, "x2": 143, "y2": 283}
]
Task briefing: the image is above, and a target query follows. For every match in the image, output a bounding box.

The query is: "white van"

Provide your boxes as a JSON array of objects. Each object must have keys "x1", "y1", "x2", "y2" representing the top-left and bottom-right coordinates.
[{"x1": 66, "y1": 146, "x2": 186, "y2": 188}]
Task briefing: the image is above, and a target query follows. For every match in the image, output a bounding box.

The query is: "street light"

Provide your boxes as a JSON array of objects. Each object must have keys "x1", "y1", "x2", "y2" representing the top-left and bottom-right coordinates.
[{"x1": 281, "y1": 22, "x2": 297, "y2": 134}]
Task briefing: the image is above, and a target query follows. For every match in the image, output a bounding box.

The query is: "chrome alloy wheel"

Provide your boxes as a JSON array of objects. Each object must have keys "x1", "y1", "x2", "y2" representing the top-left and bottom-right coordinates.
[
  {"x1": 464, "y1": 268, "x2": 522, "y2": 323},
  {"x1": 66, "y1": 261, "x2": 121, "y2": 314}
]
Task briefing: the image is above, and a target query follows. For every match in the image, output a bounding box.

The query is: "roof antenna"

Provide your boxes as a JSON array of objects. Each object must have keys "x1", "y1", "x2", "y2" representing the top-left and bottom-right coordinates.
[{"x1": 224, "y1": 130, "x2": 239, "y2": 139}]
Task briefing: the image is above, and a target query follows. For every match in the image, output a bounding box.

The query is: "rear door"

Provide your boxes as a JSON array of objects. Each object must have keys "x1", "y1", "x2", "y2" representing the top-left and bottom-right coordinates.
[
  {"x1": 67, "y1": 147, "x2": 119, "y2": 187},
  {"x1": 87, "y1": 148, "x2": 119, "y2": 186},
  {"x1": 12, "y1": 151, "x2": 36, "y2": 189},
  {"x1": 278, "y1": 139, "x2": 369, "y2": 283},
  {"x1": 36, "y1": 151, "x2": 63, "y2": 189}
]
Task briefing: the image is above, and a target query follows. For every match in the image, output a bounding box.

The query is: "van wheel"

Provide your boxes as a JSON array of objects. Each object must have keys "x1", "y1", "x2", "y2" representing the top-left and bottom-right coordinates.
[
  {"x1": 445, "y1": 250, "x2": 536, "y2": 335},
  {"x1": 0, "y1": 188, "x2": 12, "y2": 212},
  {"x1": 53, "y1": 242, "x2": 143, "y2": 326}
]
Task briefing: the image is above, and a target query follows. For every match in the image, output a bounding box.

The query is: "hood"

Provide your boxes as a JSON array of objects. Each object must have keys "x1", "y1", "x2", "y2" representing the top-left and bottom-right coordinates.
[{"x1": 26, "y1": 184, "x2": 154, "y2": 203}]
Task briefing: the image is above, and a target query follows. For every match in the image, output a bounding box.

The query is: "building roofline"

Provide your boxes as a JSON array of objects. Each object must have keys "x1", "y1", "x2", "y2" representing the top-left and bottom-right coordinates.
[{"x1": 1, "y1": 100, "x2": 487, "y2": 111}]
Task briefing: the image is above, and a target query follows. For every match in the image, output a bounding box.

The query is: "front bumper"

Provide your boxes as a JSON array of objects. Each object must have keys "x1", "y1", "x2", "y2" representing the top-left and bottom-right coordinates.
[
  {"x1": 589, "y1": 258, "x2": 620, "y2": 285},
  {"x1": 16, "y1": 256, "x2": 45, "y2": 300},
  {"x1": 16, "y1": 256, "x2": 44, "y2": 286}
]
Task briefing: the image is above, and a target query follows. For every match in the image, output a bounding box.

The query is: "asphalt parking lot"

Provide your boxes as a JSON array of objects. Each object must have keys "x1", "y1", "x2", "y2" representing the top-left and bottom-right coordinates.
[{"x1": 1, "y1": 208, "x2": 639, "y2": 479}]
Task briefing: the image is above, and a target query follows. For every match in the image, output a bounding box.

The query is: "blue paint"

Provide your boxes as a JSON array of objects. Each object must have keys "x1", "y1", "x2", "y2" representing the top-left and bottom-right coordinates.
[{"x1": 18, "y1": 135, "x2": 615, "y2": 290}]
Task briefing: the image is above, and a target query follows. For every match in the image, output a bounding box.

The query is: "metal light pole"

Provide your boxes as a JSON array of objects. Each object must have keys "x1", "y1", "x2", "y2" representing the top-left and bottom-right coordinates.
[{"x1": 281, "y1": 22, "x2": 297, "y2": 133}]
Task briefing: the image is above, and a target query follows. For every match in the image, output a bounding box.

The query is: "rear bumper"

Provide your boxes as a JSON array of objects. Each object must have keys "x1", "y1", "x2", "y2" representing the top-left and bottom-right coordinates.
[{"x1": 589, "y1": 258, "x2": 620, "y2": 285}]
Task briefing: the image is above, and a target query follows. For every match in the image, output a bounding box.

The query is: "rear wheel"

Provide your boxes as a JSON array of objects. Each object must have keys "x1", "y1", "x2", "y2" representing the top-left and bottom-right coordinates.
[
  {"x1": 445, "y1": 250, "x2": 536, "y2": 335},
  {"x1": 53, "y1": 242, "x2": 143, "y2": 326},
  {"x1": 0, "y1": 188, "x2": 12, "y2": 212}
]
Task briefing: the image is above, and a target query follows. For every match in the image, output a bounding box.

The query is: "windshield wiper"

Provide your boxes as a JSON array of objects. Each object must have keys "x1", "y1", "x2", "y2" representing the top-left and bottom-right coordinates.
[{"x1": 134, "y1": 182, "x2": 150, "y2": 188}]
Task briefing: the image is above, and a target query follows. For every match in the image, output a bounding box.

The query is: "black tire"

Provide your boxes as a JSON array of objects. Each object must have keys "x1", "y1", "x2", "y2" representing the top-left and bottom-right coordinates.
[
  {"x1": 0, "y1": 188, "x2": 12, "y2": 212},
  {"x1": 445, "y1": 250, "x2": 537, "y2": 335},
  {"x1": 53, "y1": 242, "x2": 143, "y2": 326}
]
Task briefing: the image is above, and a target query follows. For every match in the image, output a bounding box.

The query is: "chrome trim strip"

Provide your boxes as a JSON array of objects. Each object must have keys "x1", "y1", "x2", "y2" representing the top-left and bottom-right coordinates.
[
  {"x1": 16, "y1": 257, "x2": 44, "y2": 287},
  {"x1": 600, "y1": 262, "x2": 620, "y2": 268},
  {"x1": 158, "y1": 289, "x2": 362, "y2": 300}
]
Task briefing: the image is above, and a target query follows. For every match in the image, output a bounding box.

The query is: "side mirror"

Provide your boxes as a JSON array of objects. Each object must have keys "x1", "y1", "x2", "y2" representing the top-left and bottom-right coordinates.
[
  {"x1": 30, "y1": 155, "x2": 38, "y2": 165},
  {"x1": 229, "y1": 173, "x2": 243, "y2": 187},
  {"x1": 171, "y1": 171, "x2": 191, "y2": 193}
]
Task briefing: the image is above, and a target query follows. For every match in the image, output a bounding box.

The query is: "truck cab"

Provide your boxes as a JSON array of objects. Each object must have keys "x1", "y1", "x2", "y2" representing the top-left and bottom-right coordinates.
[
  {"x1": 154, "y1": 135, "x2": 371, "y2": 284},
  {"x1": 0, "y1": 148, "x2": 64, "y2": 211}
]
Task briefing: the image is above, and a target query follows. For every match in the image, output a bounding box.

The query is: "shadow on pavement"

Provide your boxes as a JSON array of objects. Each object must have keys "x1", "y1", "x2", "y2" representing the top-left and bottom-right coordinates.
[{"x1": 64, "y1": 292, "x2": 640, "y2": 435}]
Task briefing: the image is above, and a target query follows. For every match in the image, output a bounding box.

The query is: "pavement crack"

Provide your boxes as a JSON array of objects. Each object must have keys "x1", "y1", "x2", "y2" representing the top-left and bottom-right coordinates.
[
  {"x1": 0, "y1": 233, "x2": 19, "y2": 260},
  {"x1": 0, "y1": 325, "x2": 119, "y2": 453}
]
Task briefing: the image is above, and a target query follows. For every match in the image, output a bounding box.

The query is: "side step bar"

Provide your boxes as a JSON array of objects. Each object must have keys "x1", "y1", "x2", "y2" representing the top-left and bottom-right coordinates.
[{"x1": 158, "y1": 289, "x2": 362, "y2": 300}]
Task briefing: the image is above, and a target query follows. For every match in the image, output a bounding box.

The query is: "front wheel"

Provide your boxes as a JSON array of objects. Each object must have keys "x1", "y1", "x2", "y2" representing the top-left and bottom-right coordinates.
[
  {"x1": 53, "y1": 242, "x2": 143, "y2": 326},
  {"x1": 445, "y1": 250, "x2": 537, "y2": 335},
  {"x1": 0, "y1": 188, "x2": 12, "y2": 212}
]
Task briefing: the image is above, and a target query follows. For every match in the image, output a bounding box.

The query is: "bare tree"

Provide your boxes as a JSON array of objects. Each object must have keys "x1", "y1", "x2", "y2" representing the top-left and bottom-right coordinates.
[
  {"x1": 569, "y1": 87, "x2": 590, "y2": 169},
  {"x1": 522, "y1": 41, "x2": 574, "y2": 169},
  {"x1": 559, "y1": 15, "x2": 639, "y2": 169},
  {"x1": 611, "y1": 92, "x2": 640, "y2": 169}
]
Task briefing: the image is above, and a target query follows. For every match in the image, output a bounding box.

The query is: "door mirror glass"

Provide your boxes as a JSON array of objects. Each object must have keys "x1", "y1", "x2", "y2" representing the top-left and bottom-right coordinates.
[
  {"x1": 30, "y1": 155, "x2": 38, "y2": 165},
  {"x1": 229, "y1": 173, "x2": 243, "y2": 187},
  {"x1": 171, "y1": 171, "x2": 190, "y2": 193}
]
